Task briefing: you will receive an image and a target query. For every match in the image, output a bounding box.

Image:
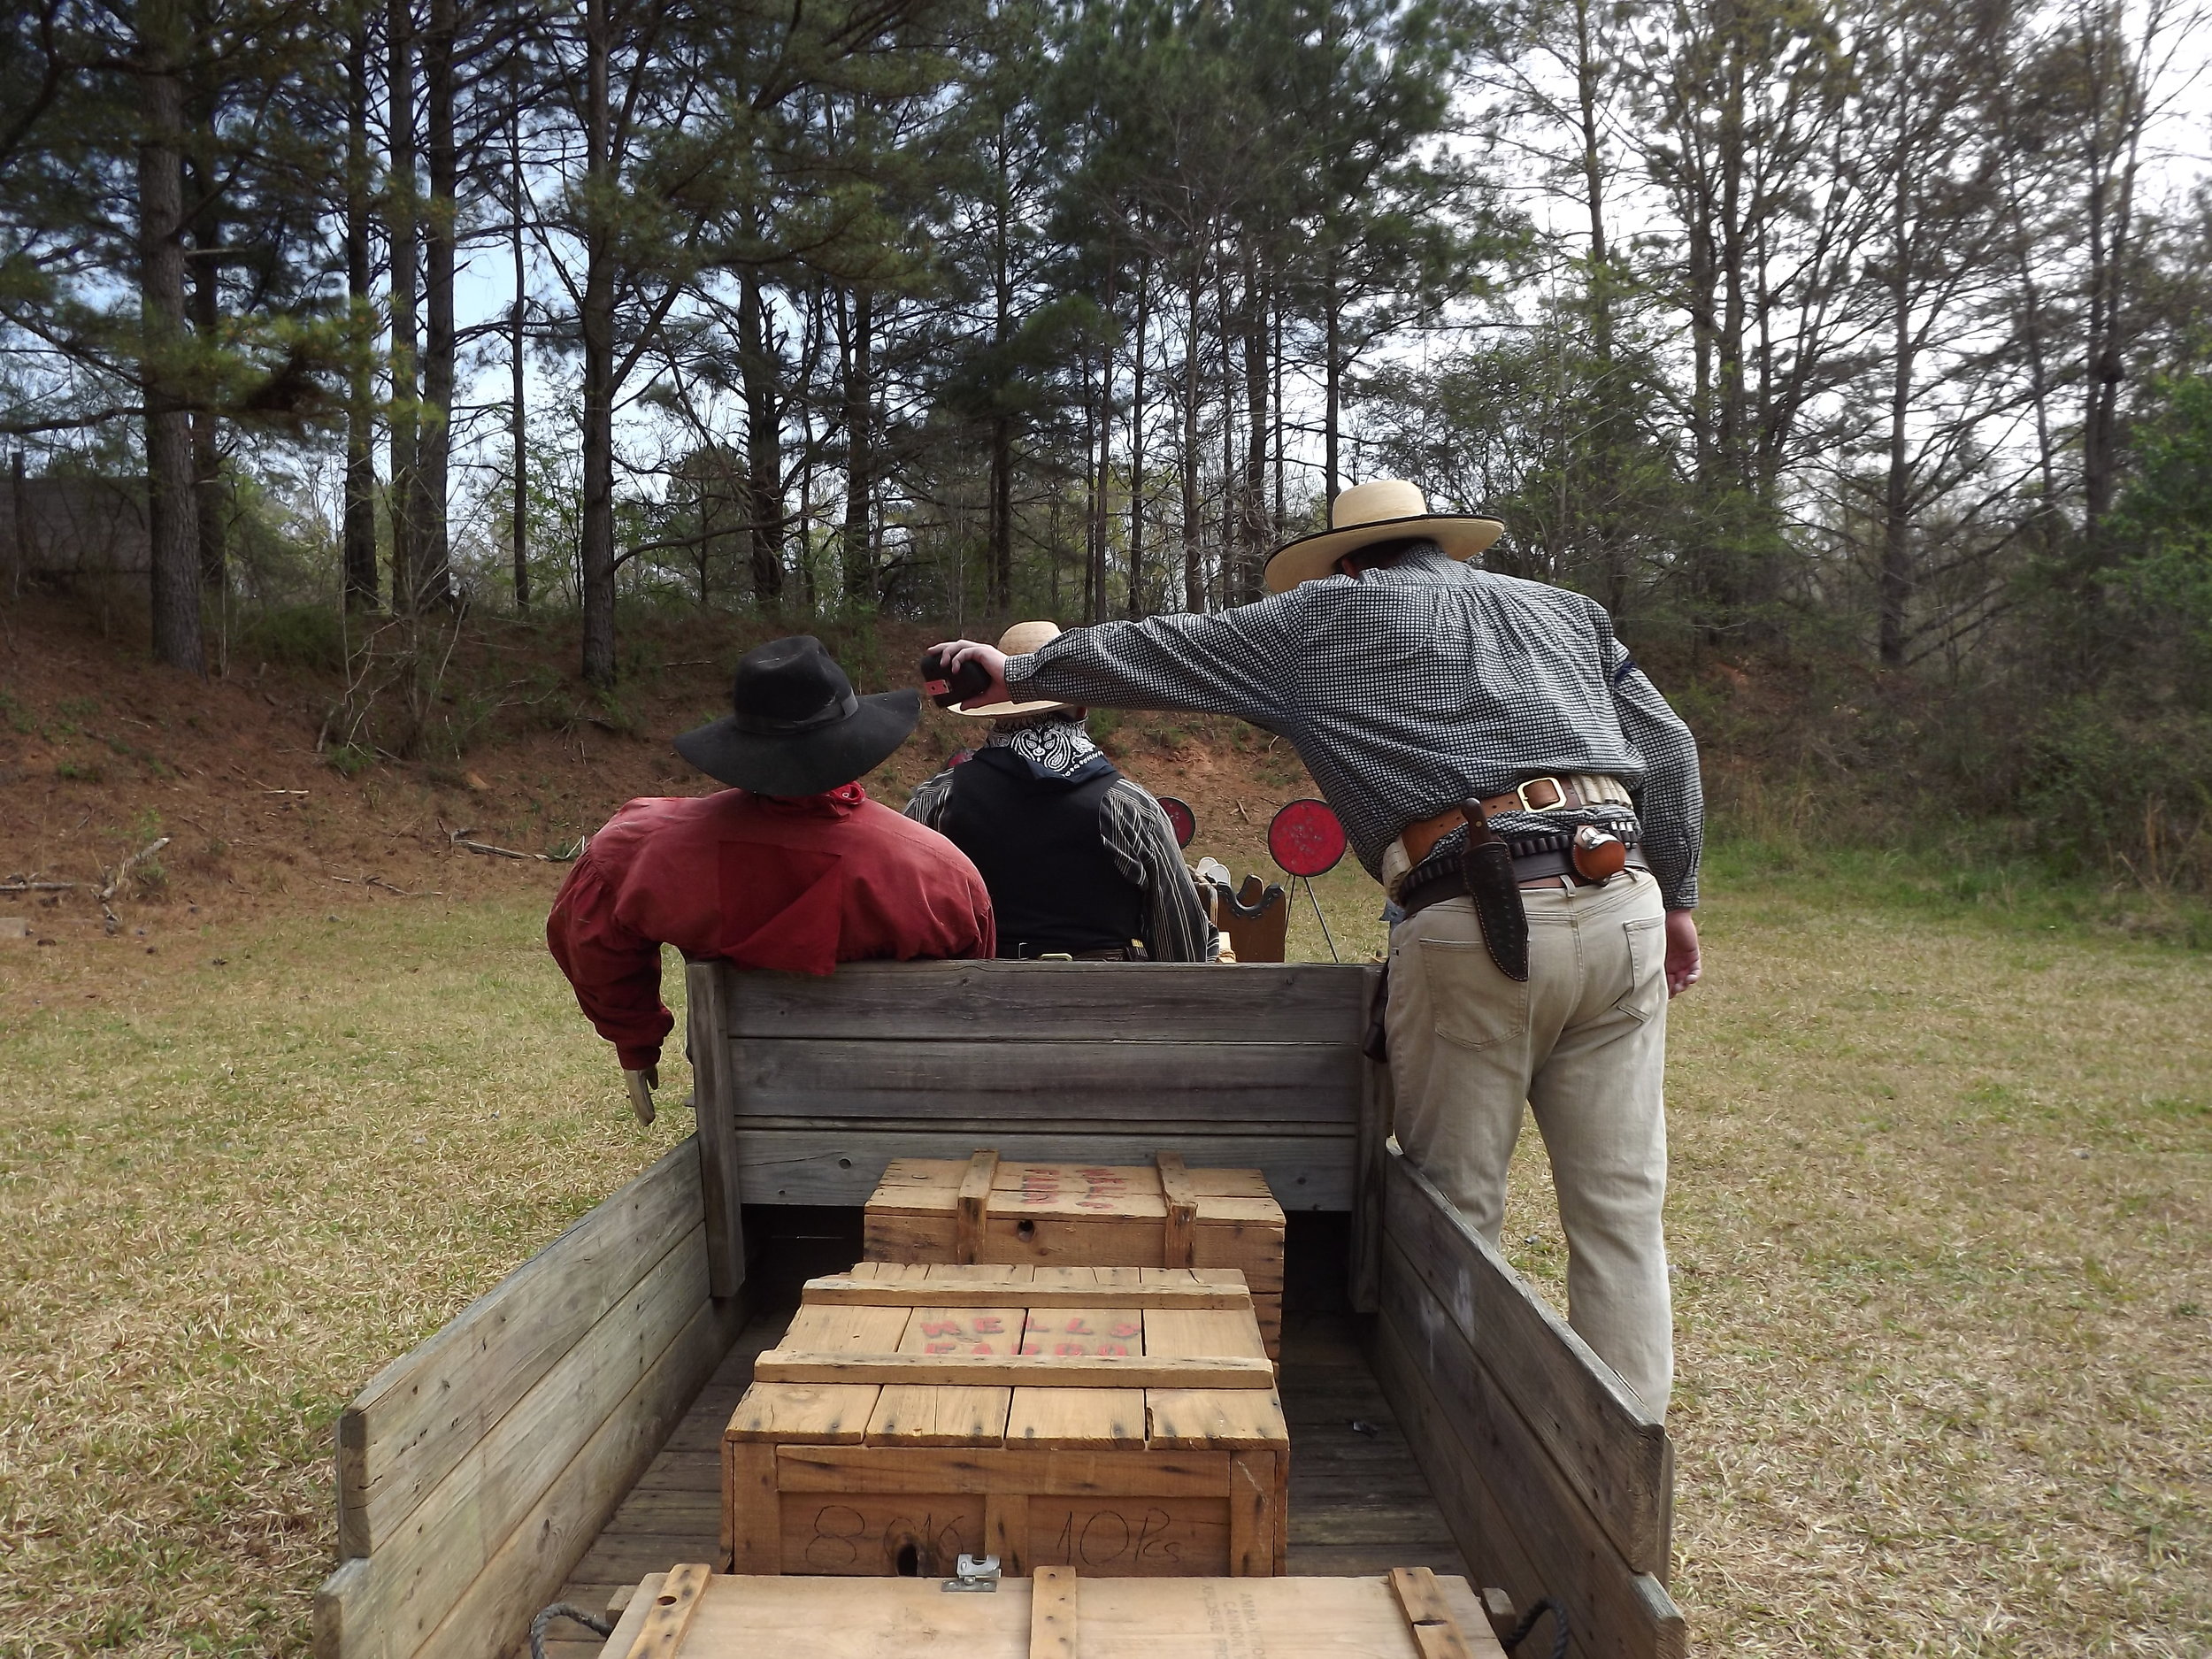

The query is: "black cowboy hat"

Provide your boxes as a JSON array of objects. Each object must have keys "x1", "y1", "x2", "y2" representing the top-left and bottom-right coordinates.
[{"x1": 674, "y1": 635, "x2": 920, "y2": 796}]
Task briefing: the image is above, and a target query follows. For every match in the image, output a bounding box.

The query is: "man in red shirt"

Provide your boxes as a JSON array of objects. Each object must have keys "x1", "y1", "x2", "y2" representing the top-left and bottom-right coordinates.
[{"x1": 549, "y1": 635, "x2": 995, "y2": 1120}]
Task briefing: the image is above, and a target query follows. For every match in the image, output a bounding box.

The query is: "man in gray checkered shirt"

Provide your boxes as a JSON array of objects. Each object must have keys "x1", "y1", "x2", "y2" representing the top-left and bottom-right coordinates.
[{"x1": 933, "y1": 480, "x2": 1702, "y2": 1414}]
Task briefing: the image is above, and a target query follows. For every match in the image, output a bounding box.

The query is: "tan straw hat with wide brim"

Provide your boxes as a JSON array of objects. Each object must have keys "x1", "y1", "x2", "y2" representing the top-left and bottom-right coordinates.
[
  {"x1": 950, "y1": 619, "x2": 1075, "y2": 717},
  {"x1": 1263, "y1": 480, "x2": 1504, "y2": 595}
]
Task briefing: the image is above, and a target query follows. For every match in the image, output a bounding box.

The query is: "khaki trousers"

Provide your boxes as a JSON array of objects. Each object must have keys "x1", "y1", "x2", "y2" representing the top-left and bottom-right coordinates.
[{"x1": 1385, "y1": 871, "x2": 1674, "y2": 1414}]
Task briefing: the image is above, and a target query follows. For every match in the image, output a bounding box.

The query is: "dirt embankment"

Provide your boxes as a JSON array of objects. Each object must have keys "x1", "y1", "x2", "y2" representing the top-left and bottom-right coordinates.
[{"x1": 0, "y1": 598, "x2": 1322, "y2": 985}]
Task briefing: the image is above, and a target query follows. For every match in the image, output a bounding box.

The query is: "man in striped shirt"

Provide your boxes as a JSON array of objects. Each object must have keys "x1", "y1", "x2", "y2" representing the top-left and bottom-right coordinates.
[{"x1": 930, "y1": 482, "x2": 1702, "y2": 1414}]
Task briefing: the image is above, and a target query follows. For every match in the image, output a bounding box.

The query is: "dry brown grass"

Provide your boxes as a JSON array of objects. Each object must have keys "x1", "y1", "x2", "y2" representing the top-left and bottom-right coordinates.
[{"x1": 0, "y1": 856, "x2": 2204, "y2": 1655}]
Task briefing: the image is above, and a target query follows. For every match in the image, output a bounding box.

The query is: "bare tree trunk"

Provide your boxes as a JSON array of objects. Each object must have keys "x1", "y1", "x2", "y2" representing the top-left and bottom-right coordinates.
[
  {"x1": 139, "y1": 0, "x2": 203, "y2": 674},
  {"x1": 1271, "y1": 286, "x2": 1284, "y2": 529},
  {"x1": 1128, "y1": 247, "x2": 1148, "y2": 618},
  {"x1": 388, "y1": 0, "x2": 421, "y2": 613},
  {"x1": 1182, "y1": 250, "x2": 1202, "y2": 613},
  {"x1": 1878, "y1": 211, "x2": 1914, "y2": 669},
  {"x1": 510, "y1": 113, "x2": 528, "y2": 613},
  {"x1": 415, "y1": 0, "x2": 456, "y2": 608},
  {"x1": 578, "y1": 0, "x2": 617, "y2": 683},
  {"x1": 2078, "y1": 0, "x2": 2147, "y2": 551},
  {"x1": 1217, "y1": 256, "x2": 1234, "y2": 607},
  {"x1": 1241, "y1": 248, "x2": 1268, "y2": 603},
  {"x1": 344, "y1": 13, "x2": 379, "y2": 612},
  {"x1": 841, "y1": 284, "x2": 874, "y2": 608},
  {"x1": 1083, "y1": 344, "x2": 1102, "y2": 623},
  {"x1": 740, "y1": 270, "x2": 784, "y2": 608},
  {"x1": 988, "y1": 118, "x2": 1012, "y2": 614},
  {"x1": 187, "y1": 158, "x2": 225, "y2": 593},
  {"x1": 1324, "y1": 254, "x2": 1341, "y2": 502}
]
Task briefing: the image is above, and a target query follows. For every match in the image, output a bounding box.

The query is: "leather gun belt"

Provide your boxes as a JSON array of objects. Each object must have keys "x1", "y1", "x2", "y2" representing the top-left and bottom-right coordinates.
[{"x1": 1397, "y1": 843, "x2": 1651, "y2": 923}]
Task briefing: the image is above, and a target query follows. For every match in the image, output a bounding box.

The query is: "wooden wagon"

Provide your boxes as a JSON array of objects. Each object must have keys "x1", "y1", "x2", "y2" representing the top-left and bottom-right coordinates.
[{"x1": 313, "y1": 962, "x2": 1682, "y2": 1659}]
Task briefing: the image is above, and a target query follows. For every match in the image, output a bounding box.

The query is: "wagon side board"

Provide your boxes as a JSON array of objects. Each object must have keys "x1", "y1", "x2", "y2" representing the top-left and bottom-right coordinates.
[
  {"x1": 1371, "y1": 1147, "x2": 1686, "y2": 1659},
  {"x1": 313, "y1": 1137, "x2": 745, "y2": 1659}
]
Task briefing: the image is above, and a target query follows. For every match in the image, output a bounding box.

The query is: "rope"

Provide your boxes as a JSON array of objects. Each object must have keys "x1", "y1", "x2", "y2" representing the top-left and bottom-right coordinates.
[
  {"x1": 530, "y1": 1601, "x2": 615, "y2": 1659},
  {"x1": 1500, "y1": 1595, "x2": 1569, "y2": 1659}
]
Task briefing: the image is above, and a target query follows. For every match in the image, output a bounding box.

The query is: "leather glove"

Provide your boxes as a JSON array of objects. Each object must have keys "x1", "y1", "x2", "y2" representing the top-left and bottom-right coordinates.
[{"x1": 623, "y1": 1064, "x2": 659, "y2": 1126}]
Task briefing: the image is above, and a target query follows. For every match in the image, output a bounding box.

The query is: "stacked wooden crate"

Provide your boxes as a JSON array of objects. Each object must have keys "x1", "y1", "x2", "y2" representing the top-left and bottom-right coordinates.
[
  {"x1": 595, "y1": 1564, "x2": 1509, "y2": 1658},
  {"x1": 723, "y1": 1263, "x2": 1286, "y2": 1579},
  {"x1": 863, "y1": 1152, "x2": 1286, "y2": 1358}
]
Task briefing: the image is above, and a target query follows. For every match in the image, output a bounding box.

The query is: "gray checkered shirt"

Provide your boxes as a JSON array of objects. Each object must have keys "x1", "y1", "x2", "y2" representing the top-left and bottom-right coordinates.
[{"x1": 1005, "y1": 544, "x2": 1703, "y2": 909}]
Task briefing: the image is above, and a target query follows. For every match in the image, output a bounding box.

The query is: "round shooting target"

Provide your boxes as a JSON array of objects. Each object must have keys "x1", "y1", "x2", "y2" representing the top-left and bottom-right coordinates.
[
  {"x1": 1157, "y1": 795, "x2": 1196, "y2": 849},
  {"x1": 1268, "y1": 797, "x2": 1347, "y2": 877}
]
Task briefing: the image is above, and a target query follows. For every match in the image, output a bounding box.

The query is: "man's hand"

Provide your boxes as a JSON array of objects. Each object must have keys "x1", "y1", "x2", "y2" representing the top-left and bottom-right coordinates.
[
  {"x1": 623, "y1": 1064, "x2": 659, "y2": 1126},
  {"x1": 929, "y1": 639, "x2": 1011, "y2": 709},
  {"x1": 1663, "y1": 910, "x2": 1701, "y2": 998}
]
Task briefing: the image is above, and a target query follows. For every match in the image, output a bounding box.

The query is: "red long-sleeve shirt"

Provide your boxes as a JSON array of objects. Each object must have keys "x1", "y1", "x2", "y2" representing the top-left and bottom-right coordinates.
[{"x1": 546, "y1": 784, "x2": 995, "y2": 1068}]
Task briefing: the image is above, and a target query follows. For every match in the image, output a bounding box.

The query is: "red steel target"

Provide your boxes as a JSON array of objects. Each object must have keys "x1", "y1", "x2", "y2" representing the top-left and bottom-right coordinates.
[
  {"x1": 1268, "y1": 798, "x2": 1347, "y2": 877},
  {"x1": 1157, "y1": 795, "x2": 1197, "y2": 849}
]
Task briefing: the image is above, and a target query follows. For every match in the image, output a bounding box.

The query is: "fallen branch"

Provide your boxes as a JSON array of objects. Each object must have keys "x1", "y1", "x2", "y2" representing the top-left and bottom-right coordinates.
[
  {"x1": 447, "y1": 825, "x2": 543, "y2": 862},
  {"x1": 0, "y1": 879, "x2": 77, "y2": 893},
  {"x1": 97, "y1": 836, "x2": 171, "y2": 902}
]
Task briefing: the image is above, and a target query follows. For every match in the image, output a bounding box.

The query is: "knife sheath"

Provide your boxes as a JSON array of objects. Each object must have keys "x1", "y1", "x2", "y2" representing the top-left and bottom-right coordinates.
[{"x1": 1458, "y1": 803, "x2": 1530, "y2": 982}]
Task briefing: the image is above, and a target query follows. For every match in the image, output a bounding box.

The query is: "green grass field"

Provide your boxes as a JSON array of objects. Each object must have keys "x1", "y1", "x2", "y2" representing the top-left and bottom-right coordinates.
[{"x1": 0, "y1": 854, "x2": 2206, "y2": 1655}]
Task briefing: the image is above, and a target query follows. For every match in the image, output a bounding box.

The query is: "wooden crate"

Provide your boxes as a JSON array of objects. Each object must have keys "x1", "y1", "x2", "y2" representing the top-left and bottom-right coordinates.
[
  {"x1": 597, "y1": 1564, "x2": 1508, "y2": 1658},
  {"x1": 863, "y1": 1152, "x2": 1286, "y2": 1358},
  {"x1": 724, "y1": 1264, "x2": 1287, "y2": 1579}
]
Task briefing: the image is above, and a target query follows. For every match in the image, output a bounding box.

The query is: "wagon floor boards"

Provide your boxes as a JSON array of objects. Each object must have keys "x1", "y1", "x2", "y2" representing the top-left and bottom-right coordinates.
[{"x1": 515, "y1": 1310, "x2": 1463, "y2": 1659}]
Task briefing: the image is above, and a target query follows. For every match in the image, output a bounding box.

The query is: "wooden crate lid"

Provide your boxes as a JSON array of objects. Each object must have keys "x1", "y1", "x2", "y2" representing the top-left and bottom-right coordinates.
[
  {"x1": 803, "y1": 1263, "x2": 1255, "y2": 1309},
  {"x1": 729, "y1": 1263, "x2": 1286, "y2": 1452},
  {"x1": 600, "y1": 1566, "x2": 1508, "y2": 1658},
  {"x1": 867, "y1": 1154, "x2": 1286, "y2": 1228}
]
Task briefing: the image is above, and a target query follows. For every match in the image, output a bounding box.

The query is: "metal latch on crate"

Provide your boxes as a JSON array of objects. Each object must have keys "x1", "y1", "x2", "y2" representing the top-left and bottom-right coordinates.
[{"x1": 941, "y1": 1554, "x2": 1000, "y2": 1593}]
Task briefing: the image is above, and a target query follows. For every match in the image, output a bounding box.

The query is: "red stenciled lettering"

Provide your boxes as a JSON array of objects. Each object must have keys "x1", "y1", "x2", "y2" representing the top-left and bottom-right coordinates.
[
  {"x1": 1064, "y1": 1316, "x2": 1092, "y2": 1335},
  {"x1": 1110, "y1": 1321, "x2": 1140, "y2": 1339},
  {"x1": 1056, "y1": 1341, "x2": 1086, "y2": 1356},
  {"x1": 926, "y1": 1342, "x2": 956, "y2": 1354},
  {"x1": 972, "y1": 1315, "x2": 1003, "y2": 1334},
  {"x1": 970, "y1": 1342, "x2": 995, "y2": 1356},
  {"x1": 1021, "y1": 1341, "x2": 1041, "y2": 1355},
  {"x1": 1099, "y1": 1341, "x2": 1130, "y2": 1357},
  {"x1": 920, "y1": 1319, "x2": 961, "y2": 1338}
]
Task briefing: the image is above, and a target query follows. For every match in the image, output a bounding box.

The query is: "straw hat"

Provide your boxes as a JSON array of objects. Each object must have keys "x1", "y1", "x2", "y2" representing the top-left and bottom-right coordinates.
[
  {"x1": 950, "y1": 619, "x2": 1075, "y2": 717},
  {"x1": 1262, "y1": 480, "x2": 1504, "y2": 595}
]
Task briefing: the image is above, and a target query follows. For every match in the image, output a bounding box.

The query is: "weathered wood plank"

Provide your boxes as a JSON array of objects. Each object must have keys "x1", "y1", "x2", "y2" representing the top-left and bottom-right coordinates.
[
  {"x1": 1374, "y1": 1249, "x2": 1686, "y2": 1659},
  {"x1": 617, "y1": 1559, "x2": 710, "y2": 1659},
  {"x1": 954, "y1": 1149, "x2": 998, "y2": 1264},
  {"x1": 731, "y1": 1131, "x2": 1356, "y2": 1210},
  {"x1": 732, "y1": 1040, "x2": 1361, "y2": 1122},
  {"x1": 719, "y1": 960, "x2": 1369, "y2": 1043},
  {"x1": 1154, "y1": 1154, "x2": 1196, "y2": 1268},
  {"x1": 802, "y1": 1270, "x2": 1252, "y2": 1310},
  {"x1": 1226, "y1": 1451, "x2": 1277, "y2": 1576},
  {"x1": 1383, "y1": 1151, "x2": 1670, "y2": 1576},
  {"x1": 772, "y1": 1445, "x2": 1230, "y2": 1496},
  {"x1": 752, "y1": 1351, "x2": 1276, "y2": 1389},
  {"x1": 684, "y1": 963, "x2": 747, "y2": 1300},
  {"x1": 1030, "y1": 1565, "x2": 1079, "y2": 1659},
  {"x1": 1388, "y1": 1566, "x2": 1479, "y2": 1659},
  {"x1": 318, "y1": 1230, "x2": 723, "y2": 1657},
  {"x1": 338, "y1": 1140, "x2": 705, "y2": 1557},
  {"x1": 1348, "y1": 969, "x2": 1392, "y2": 1315},
  {"x1": 409, "y1": 1294, "x2": 744, "y2": 1659},
  {"x1": 317, "y1": 1288, "x2": 741, "y2": 1659}
]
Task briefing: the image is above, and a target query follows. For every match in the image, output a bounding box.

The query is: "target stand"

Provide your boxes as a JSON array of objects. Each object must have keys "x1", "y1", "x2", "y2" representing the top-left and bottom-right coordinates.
[{"x1": 1266, "y1": 798, "x2": 1348, "y2": 961}]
